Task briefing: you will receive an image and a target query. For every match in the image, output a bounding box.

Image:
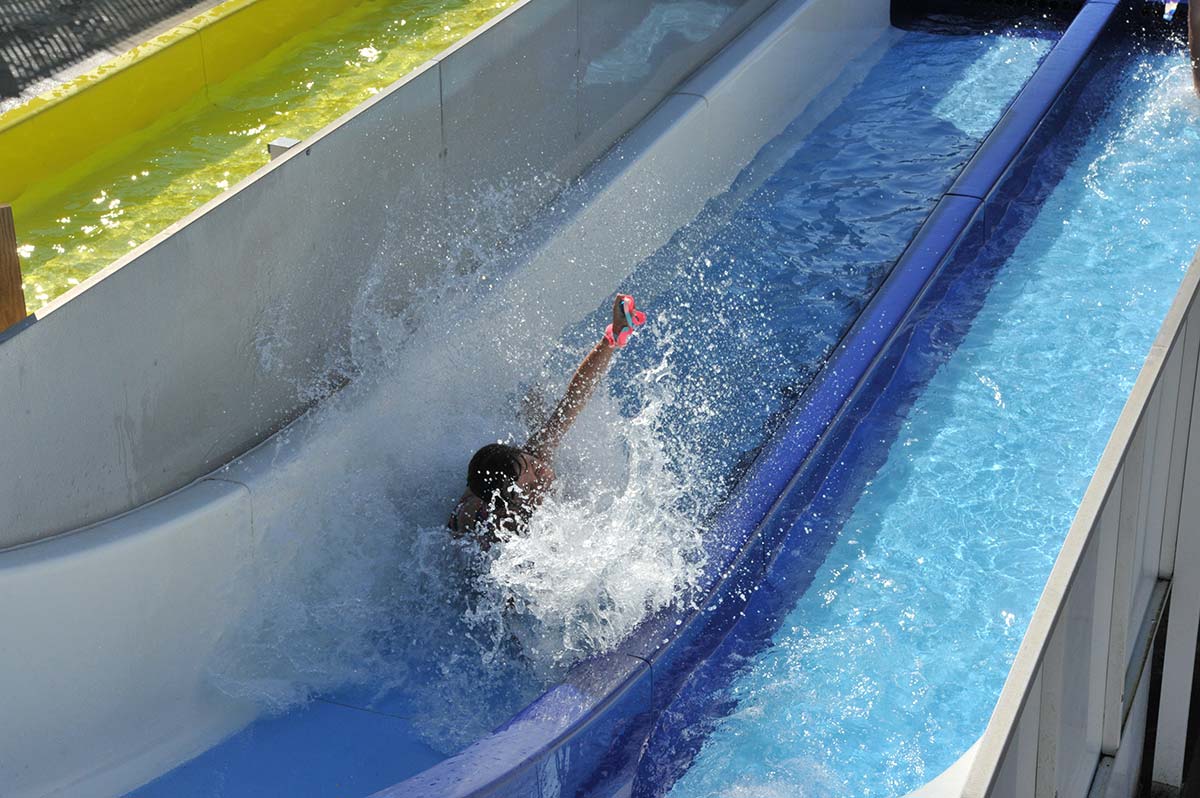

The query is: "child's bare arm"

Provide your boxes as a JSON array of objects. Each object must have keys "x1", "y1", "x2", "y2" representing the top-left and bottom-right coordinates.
[
  {"x1": 526, "y1": 339, "x2": 615, "y2": 458},
  {"x1": 526, "y1": 294, "x2": 635, "y2": 459}
]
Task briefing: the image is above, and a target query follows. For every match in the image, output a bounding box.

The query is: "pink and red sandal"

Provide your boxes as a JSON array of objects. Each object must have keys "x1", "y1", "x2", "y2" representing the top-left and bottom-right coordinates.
[{"x1": 604, "y1": 295, "x2": 647, "y2": 348}]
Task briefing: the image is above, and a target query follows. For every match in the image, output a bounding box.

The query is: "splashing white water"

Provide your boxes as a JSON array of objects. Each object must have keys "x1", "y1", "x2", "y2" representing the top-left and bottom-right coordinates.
[
  {"x1": 206, "y1": 184, "x2": 719, "y2": 752},
  {"x1": 464, "y1": 359, "x2": 709, "y2": 678}
]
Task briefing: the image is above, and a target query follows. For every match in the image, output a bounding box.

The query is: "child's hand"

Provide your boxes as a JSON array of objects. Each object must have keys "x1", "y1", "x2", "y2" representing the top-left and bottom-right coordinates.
[{"x1": 612, "y1": 294, "x2": 632, "y2": 334}]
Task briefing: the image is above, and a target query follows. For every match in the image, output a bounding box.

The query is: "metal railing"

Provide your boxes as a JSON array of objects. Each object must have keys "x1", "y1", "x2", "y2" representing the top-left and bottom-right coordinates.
[{"x1": 961, "y1": 246, "x2": 1200, "y2": 796}]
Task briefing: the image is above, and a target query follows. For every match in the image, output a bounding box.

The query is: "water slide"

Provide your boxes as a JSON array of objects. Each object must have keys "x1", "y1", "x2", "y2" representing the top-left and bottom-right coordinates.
[{"x1": 1, "y1": 0, "x2": 1190, "y2": 796}]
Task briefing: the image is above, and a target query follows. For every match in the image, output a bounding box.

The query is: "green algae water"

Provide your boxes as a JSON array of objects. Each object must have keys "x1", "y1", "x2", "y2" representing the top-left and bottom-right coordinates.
[{"x1": 13, "y1": 0, "x2": 515, "y2": 311}]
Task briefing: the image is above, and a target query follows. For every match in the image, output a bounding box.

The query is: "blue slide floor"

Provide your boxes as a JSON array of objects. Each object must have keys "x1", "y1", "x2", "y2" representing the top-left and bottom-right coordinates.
[{"x1": 129, "y1": 690, "x2": 443, "y2": 798}]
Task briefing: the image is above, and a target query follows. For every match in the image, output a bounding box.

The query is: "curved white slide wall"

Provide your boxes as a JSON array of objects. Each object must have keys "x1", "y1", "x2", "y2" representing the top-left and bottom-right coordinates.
[
  {"x1": 0, "y1": 481, "x2": 257, "y2": 798},
  {"x1": 0, "y1": 0, "x2": 891, "y2": 794}
]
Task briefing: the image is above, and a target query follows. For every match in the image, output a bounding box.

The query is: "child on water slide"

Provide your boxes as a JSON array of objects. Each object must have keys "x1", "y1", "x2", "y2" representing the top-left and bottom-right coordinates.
[{"x1": 448, "y1": 293, "x2": 646, "y2": 548}]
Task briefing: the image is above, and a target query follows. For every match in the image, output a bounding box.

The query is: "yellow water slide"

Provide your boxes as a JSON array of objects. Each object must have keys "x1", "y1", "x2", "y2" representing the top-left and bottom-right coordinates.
[
  {"x1": 0, "y1": 0, "x2": 513, "y2": 310},
  {"x1": 1, "y1": 0, "x2": 357, "y2": 201}
]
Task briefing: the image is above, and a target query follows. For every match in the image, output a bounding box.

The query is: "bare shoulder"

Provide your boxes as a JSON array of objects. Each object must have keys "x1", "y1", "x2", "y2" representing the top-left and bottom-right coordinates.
[{"x1": 450, "y1": 490, "x2": 482, "y2": 533}]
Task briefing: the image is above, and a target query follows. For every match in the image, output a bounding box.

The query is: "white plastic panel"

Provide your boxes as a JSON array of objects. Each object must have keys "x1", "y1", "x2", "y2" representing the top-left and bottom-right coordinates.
[
  {"x1": 1104, "y1": 661, "x2": 1151, "y2": 798},
  {"x1": 1036, "y1": 625, "x2": 1064, "y2": 798},
  {"x1": 505, "y1": 91, "x2": 714, "y2": 348},
  {"x1": 576, "y1": 0, "x2": 774, "y2": 168},
  {"x1": 1125, "y1": 418, "x2": 1156, "y2": 658},
  {"x1": 1054, "y1": 533, "x2": 1105, "y2": 797},
  {"x1": 1163, "y1": 315, "x2": 1200, "y2": 577},
  {"x1": 1154, "y1": 340, "x2": 1200, "y2": 784},
  {"x1": 680, "y1": 0, "x2": 890, "y2": 184},
  {"x1": 1147, "y1": 348, "x2": 1182, "y2": 579},
  {"x1": 479, "y1": 0, "x2": 885, "y2": 383},
  {"x1": 1104, "y1": 459, "x2": 1136, "y2": 749},
  {"x1": 1008, "y1": 687, "x2": 1041, "y2": 798}
]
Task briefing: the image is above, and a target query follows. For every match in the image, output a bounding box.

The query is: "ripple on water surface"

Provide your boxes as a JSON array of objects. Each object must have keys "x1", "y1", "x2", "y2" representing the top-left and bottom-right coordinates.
[{"x1": 661, "y1": 43, "x2": 1200, "y2": 798}]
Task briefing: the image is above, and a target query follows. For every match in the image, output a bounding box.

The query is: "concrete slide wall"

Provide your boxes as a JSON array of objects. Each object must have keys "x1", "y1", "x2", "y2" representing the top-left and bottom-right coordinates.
[{"x1": 0, "y1": 0, "x2": 892, "y2": 795}]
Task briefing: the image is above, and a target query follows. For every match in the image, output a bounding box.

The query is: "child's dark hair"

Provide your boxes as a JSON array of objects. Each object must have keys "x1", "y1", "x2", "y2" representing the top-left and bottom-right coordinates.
[{"x1": 467, "y1": 443, "x2": 524, "y2": 503}]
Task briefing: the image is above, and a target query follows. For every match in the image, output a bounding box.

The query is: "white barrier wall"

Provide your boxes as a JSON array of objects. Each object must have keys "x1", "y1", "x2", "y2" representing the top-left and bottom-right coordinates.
[
  {"x1": 0, "y1": 0, "x2": 788, "y2": 549},
  {"x1": 499, "y1": 0, "x2": 894, "y2": 349},
  {"x1": 0, "y1": 1, "x2": 893, "y2": 795}
]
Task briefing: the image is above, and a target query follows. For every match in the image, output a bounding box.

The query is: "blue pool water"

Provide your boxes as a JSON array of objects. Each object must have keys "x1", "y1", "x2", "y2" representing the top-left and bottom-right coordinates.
[
  {"x1": 132, "y1": 17, "x2": 1055, "y2": 798},
  {"x1": 562, "y1": 20, "x2": 1056, "y2": 506},
  {"x1": 648, "y1": 37, "x2": 1200, "y2": 798}
]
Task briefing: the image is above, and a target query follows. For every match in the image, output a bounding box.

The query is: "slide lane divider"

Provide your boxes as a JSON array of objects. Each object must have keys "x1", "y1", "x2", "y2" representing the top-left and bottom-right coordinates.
[
  {"x1": 378, "y1": 2, "x2": 1123, "y2": 796},
  {"x1": 948, "y1": 0, "x2": 1118, "y2": 202}
]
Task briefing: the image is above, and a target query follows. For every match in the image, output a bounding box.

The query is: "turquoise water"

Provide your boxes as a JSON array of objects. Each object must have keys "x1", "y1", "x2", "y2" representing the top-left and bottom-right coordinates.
[{"x1": 653, "y1": 40, "x2": 1200, "y2": 798}]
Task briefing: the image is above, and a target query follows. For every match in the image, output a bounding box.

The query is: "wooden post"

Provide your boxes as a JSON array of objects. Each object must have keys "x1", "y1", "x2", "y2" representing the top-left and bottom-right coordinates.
[{"x1": 0, "y1": 203, "x2": 27, "y2": 330}]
